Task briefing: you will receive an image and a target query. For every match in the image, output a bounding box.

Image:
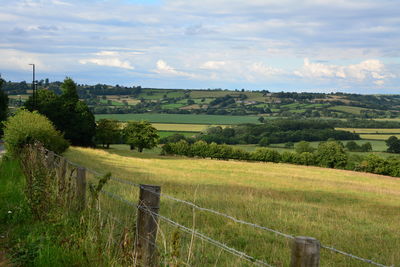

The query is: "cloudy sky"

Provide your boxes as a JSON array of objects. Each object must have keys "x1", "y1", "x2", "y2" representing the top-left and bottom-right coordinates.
[{"x1": 1, "y1": 0, "x2": 399, "y2": 93}]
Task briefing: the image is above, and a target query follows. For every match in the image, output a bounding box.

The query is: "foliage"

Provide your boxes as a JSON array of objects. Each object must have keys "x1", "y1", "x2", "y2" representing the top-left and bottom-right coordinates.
[
  {"x1": 294, "y1": 141, "x2": 315, "y2": 153},
  {"x1": 123, "y1": 121, "x2": 159, "y2": 152},
  {"x1": 197, "y1": 119, "x2": 360, "y2": 145},
  {"x1": 251, "y1": 148, "x2": 281, "y2": 162},
  {"x1": 0, "y1": 77, "x2": 9, "y2": 135},
  {"x1": 20, "y1": 144, "x2": 54, "y2": 219},
  {"x1": 386, "y1": 136, "x2": 400, "y2": 153},
  {"x1": 345, "y1": 141, "x2": 373, "y2": 152},
  {"x1": 25, "y1": 78, "x2": 96, "y2": 147},
  {"x1": 315, "y1": 141, "x2": 348, "y2": 168},
  {"x1": 3, "y1": 110, "x2": 69, "y2": 155},
  {"x1": 95, "y1": 119, "x2": 121, "y2": 148}
]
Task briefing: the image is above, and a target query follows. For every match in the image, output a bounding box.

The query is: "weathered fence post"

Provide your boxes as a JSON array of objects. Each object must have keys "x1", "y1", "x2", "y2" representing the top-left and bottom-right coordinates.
[
  {"x1": 58, "y1": 157, "x2": 67, "y2": 194},
  {"x1": 46, "y1": 151, "x2": 55, "y2": 169},
  {"x1": 135, "y1": 184, "x2": 161, "y2": 267},
  {"x1": 76, "y1": 167, "x2": 87, "y2": 211},
  {"x1": 290, "y1": 236, "x2": 320, "y2": 267}
]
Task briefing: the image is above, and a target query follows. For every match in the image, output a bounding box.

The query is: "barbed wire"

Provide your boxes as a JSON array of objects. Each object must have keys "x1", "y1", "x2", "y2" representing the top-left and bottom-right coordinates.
[
  {"x1": 320, "y1": 245, "x2": 392, "y2": 267},
  {"x1": 101, "y1": 189, "x2": 273, "y2": 267},
  {"x1": 51, "y1": 150, "x2": 393, "y2": 267}
]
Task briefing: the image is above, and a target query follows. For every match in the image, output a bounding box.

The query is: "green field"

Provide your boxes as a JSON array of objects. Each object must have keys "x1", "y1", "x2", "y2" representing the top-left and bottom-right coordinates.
[
  {"x1": 158, "y1": 131, "x2": 198, "y2": 138},
  {"x1": 329, "y1": 105, "x2": 369, "y2": 115},
  {"x1": 152, "y1": 123, "x2": 214, "y2": 132},
  {"x1": 95, "y1": 114, "x2": 261, "y2": 124},
  {"x1": 64, "y1": 145, "x2": 400, "y2": 266}
]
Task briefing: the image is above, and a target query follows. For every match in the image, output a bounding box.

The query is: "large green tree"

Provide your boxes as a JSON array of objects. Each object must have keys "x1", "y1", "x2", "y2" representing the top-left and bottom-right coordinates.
[
  {"x1": 316, "y1": 141, "x2": 347, "y2": 168},
  {"x1": 0, "y1": 77, "x2": 9, "y2": 135},
  {"x1": 25, "y1": 78, "x2": 96, "y2": 146},
  {"x1": 95, "y1": 119, "x2": 121, "y2": 148},
  {"x1": 123, "y1": 121, "x2": 159, "y2": 152},
  {"x1": 386, "y1": 136, "x2": 400, "y2": 153}
]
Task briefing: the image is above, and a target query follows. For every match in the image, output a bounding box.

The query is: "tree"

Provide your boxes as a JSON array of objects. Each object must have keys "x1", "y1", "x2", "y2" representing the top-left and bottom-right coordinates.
[
  {"x1": 0, "y1": 77, "x2": 9, "y2": 135},
  {"x1": 95, "y1": 119, "x2": 121, "y2": 148},
  {"x1": 386, "y1": 136, "x2": 400, "y2": 153},
  {"x1": 345, "y1": 141, "x2": 360, "y2": 151},
  {"x1": 258, "y1": 116, "x2": 265, "y2": 123},
  {"x1": 316, "y1": 141, "x2": 347, "y2": 168},
  {"x1": 123, "y1": 121, "x2": 159, "y2": 152},
  {"x1": 295, "y1": 141, "x2": 315, "y2": 154},
  {"x1": 25, "y1": 78, "x2": 96, "y2": 147}
]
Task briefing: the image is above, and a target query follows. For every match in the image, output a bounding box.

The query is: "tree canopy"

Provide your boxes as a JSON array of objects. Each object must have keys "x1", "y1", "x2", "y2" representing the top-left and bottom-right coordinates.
[
  {"x1": 386, "y1": 136, "x2": 400, "y2": 153},
  {"x1": 0, "y1": 77, "x2": 9, "y2": 135},
  {"x1": 95, "y1": 119, "x2": 121, "y2": 148},
  {"x1": 25, "y1": 77, "x2": 96, "y2": 146},
  {"x1": 123, "y1": 121, "x2": 159, "y2": 152}
]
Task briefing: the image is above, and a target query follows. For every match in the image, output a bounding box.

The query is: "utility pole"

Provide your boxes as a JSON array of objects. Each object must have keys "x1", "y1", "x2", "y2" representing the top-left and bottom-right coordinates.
[{"x1": 29, "y1": 63, "x2": 36, "y2": 109}]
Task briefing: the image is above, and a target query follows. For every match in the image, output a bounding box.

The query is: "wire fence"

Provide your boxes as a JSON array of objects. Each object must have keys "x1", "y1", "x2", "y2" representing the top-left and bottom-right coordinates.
[{"x1": 44, "y1": 148, "x2": 393, "y2": 267}]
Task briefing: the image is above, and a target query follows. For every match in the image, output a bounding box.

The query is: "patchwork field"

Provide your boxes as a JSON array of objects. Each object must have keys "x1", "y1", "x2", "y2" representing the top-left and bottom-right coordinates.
[{"x1": 64, "y1": 145, "x2": 400, "y2": 266}]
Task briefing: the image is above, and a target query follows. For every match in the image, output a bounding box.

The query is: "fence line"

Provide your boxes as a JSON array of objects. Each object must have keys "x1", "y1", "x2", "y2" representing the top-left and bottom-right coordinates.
[
  {"x1": 101, "y1": 189, "x2": 273, "y2": 267},
  {"x1": 44, "y1": 149, "x2": 393, "y2": 267}
]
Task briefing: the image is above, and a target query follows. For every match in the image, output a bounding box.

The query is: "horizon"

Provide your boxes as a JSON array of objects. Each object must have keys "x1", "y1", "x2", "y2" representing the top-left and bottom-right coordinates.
[{"x1": 1, "y1": 0, "x2": 399, "y2": 94}]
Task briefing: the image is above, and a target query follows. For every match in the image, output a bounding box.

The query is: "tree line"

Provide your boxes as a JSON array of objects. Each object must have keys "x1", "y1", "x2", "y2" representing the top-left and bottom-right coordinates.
[{"x1": 161, "y1": 140, "x2": 400, "y2": 178}]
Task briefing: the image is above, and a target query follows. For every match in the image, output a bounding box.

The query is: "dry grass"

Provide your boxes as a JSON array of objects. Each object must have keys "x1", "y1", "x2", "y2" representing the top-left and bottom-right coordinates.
[{"x1": 64, "y1": 145, "x2": 400, "y2": 266}]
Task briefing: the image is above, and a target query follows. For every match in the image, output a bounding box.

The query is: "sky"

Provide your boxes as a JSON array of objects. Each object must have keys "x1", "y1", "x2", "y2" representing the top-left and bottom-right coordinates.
[{"x1": 0, "y1": 0, "x2": 399, "y2": 93}]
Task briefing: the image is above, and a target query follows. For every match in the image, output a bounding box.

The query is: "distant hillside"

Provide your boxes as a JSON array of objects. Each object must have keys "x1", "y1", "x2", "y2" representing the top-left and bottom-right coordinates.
[{"x1": 4, "y1": 80, "x2": 400, "y2": 119}]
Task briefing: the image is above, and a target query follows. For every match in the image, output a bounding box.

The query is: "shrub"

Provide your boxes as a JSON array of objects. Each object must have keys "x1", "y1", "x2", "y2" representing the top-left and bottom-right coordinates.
[
  {"x1": 295, "y1": 141, "x2": 315, "y2": 153},
  {"x1": 296, "y1": 152, "x2": 315, "y2": 166},
  {"x1": 191, "y1": 140, "x2": 209, "y2": 158},
  {"x1": 357, "y1": 154, "x2": 390, "y2": 175},
  {"x1": 280, "y1": 151, "x2": 297, "y2": 163},
  {"x1": 315, "y1": 141, "x2": 347, "y2": 168},
  {"x1": 251, "y1": 148, "x2": 281, "y2": 163},
  {"x1": 3, "y1": 110, "x2": 69, "y2": 155}
]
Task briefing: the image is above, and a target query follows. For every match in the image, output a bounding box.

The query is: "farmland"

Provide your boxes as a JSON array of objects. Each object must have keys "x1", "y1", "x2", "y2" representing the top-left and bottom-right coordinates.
[
  {"x1": 64, "y1": 145, "x2": 400, "y2": 266},
  {"x1": 95, "y1": 113, "x2": 261, "y2": 124}
]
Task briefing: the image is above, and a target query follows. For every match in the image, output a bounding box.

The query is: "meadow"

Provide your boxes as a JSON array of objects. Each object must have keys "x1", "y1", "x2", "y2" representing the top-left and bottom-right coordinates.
[
  {"x1": 95, "y1": 113, "x2": 261, "y2": 124},
  {"x1": 64, "y1": 145, "x2": 400, "y2": 266}
]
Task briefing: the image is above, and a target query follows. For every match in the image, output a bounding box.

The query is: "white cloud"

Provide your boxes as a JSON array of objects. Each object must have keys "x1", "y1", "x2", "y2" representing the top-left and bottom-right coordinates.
[
  {"x1": 155, "y1": 60, "x2": 195, "y2": 78},
  {"x1": 249, "y1": 62, "x2": 284, "y2": 77},
  {"x1": 0, "y1": 49, "x2": 45, "y2": 71},
  {"x1": 200, "y1": 61, "x2": 227, "y2": 70},
  {"x1": 294, "y1": 58, "x2": 394, "y2": 85},
  {"x1": 79, "y1": 58, "x2": 134, "y2": 70}
]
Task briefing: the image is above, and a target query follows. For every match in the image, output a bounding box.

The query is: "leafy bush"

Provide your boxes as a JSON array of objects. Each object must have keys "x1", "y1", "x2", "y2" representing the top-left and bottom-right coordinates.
[
  {"x1": 295, "y1": 141, "x2": 315, "y2": 153},
  {"x1": 296, "y1": 152, "x2": 315, "y2": 166},
  {"x1": 315, "y1": 141, "x2": 347, "y2": 168},
  {"x1": 251, "y1": 148, "x2": 281, "y2": 163},
  {"x1": 3, "y1": 110, "x2": 69, "y2": 155}
]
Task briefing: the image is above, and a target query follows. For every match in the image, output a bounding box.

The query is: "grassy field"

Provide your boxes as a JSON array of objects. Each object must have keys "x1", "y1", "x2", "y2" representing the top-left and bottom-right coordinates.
[
  {"x1": 64, "y1": 145, "x2": 400, "y2": 266},
  {"x1": 95, "y1": 114, "x2": 261, "y2": 124},
  {"x1": 337, "y1": 128, "x2": 400, "y2": 134},
  {"x1": 360, "y1": 134, "x2": 400, "y2": 140},
  {"x1": 329, "y1": 105, "x2": 369, "y2": 115},
  {"x1": 153, "y1": 123, "x2": 214, "y2": 132},
  {"x1": 158, "y1": 131, "x2": 198, "y2": 138}
]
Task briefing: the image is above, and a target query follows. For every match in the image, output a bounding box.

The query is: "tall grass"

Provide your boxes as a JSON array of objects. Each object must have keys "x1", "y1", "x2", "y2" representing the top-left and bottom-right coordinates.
[{"x1": 64, "y1": 145, "x2": 400, "y2": 266}]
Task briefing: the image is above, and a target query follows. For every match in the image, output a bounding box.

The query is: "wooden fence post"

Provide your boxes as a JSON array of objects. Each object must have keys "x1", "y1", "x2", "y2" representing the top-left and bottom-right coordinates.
[
  {"x1": 76, "y1": 167, "x2": 87, "y2": 211},
  {"x1": 135, "y1": 184, "x2": 161, "y2": 267},
  {"x1": 58, "y1": 157, "x2": 67, "y2": 194},
  {"x1": 290, "y1": 236, "x2": 320, "y2": 267},
  {"x1": 46, "y1": 151, "x2": 55, "y2": 169}
]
